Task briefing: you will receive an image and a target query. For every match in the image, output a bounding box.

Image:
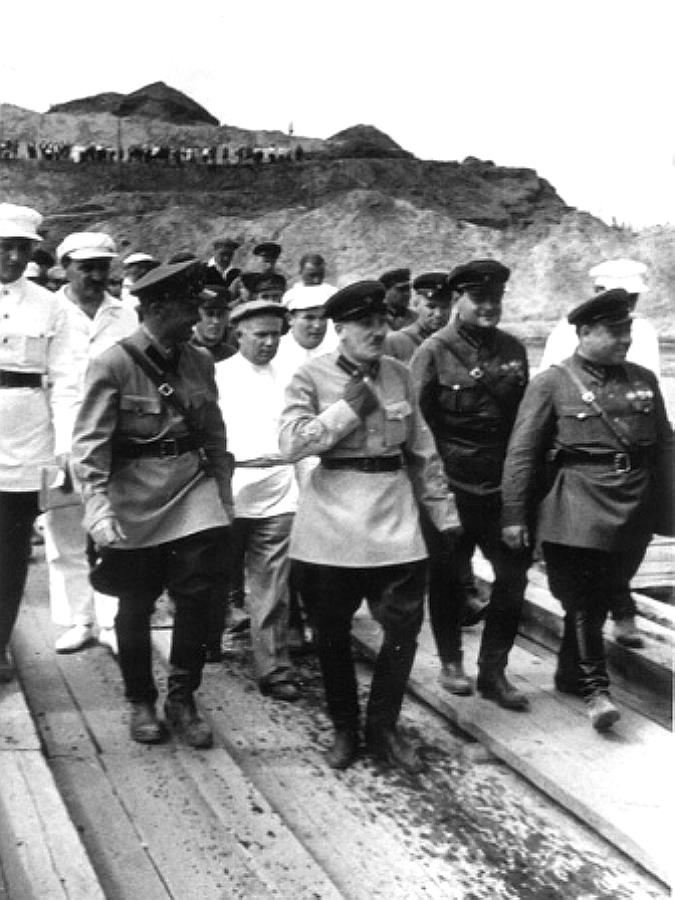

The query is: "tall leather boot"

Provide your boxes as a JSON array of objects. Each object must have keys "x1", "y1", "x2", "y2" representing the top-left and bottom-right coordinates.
[
  {"x1": 365, "y1": 638, "x2": 422, "y2": 773},
  {"x1": 439, "y1": 653, "x2": 472, "y2": 695},
  {"x1": 574, "y1": 607, "x2": 610, "y2": 699},
  {"x1": 555, "y1": 613, "x2": 582, "y2": 695},
  {"x1": 314, "y1": 629, "x2": 360, "y2": 769}
]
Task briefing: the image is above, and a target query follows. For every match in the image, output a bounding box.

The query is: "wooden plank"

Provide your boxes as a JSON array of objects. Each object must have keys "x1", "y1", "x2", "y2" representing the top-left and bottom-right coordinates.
[
  {"x1": 153, "y1": 630, "x2": 465, "y2": 900},
  {"x1": 16, "y1": 591, "x2": 339, "y2": 899},
  {"x1": 0, "y1": 680, "x2": 41, "y2": 751},
  {"x1": 50, "y1": 757, "x2": 171, "y2": 900},
  {"x1": 101, "y1": 750, "x2": 282, "y2": 899},
  {"x1": 167, "y1": 747, "x2": 343, "y2": 900},
  {"x1": 0, "y1": 752, "x2": 103, "y2": 899},
  {"x1": 352, "y1": 611, "x2": 674, "y2": 885}
]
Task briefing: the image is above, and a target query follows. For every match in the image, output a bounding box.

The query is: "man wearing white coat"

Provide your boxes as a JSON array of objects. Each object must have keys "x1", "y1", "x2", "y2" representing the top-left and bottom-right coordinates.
[
  {"x1": 0, "y1": 204, "x2": 77, "y2": 682},
  {"x1": 48, "y1": 232, "x2": 138, "y2": 655}
]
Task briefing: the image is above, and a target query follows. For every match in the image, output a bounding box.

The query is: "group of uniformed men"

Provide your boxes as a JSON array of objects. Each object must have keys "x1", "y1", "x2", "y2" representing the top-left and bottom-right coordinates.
[{"x1": 0, "y1": 200, "x2": 671, "y2": 771}]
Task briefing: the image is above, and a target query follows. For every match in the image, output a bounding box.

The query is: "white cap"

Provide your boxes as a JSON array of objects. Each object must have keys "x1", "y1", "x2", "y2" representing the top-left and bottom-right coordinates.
[
  {"x1": 283, "y1": 282, "x2": 336, "y2": 311},
  {"x1": 57, "y1": 232, "x2": 116, "y2": 264},
  {"x1": 0, "y1": 203, "x2": 43, "y2": 241},
  {"x1": 24, "y1": 262, "x2": 41, "y2": 279},
  {"x1": 589, "y1": 258, "x2": 647, "y2": 294},
  {"x1": 123, "y1": 252, "x2": 156, "y2": 266}
]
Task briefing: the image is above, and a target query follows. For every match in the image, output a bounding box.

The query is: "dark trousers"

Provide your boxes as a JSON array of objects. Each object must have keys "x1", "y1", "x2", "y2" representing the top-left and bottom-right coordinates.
[
  {"x1": 109, "y1": 528, "x2": 229, "y2": 704},
  {"x1": 543, "y1": 541, "x2": 649, "y2": 698},
  {"x1": 425, "y1": 495, "x2": 530, "y2": 677},
  {"x1": 0, "y1": 491, "x2": 39, "y2": 652},
  {"x1": 294, "y1": 561, "x2": 426, "y2": 731}
]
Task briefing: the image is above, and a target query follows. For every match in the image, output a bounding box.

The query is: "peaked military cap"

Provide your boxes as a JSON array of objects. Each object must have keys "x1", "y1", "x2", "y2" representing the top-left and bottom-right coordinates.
[
  {"x1": 324, "y1": 280, "x2": 387, "y2": 322},
  {"x1": 412, "y1": 271, "x2": 453, "y2": 301},
  {"x1": 567, "y1": 288, "x2": 633, "y2": 327},
  {"x1": 446, "y1": 259, "x2": 510, "y2": 293},
  {"x1": 252, "y1": 271, "x2": 287, "y2": 295},
  {"x1": 213, "y1": 237, "x2": 241, "y2": 251},
  {"x1": 130, "y1": 259, "x2": 203, "y2": 300},
  {"x1": 253, "y1": 241, "x2": 282, "y2": 260},
  {"x1": 379, "y1": 267, "x2": 411, "y2": 289},
  {"x1": 229, "y1": 298, "x2": 288, "y2": 325},
  {"x1": 199, "y1": 285, "x2": 232, "y2": 309}
]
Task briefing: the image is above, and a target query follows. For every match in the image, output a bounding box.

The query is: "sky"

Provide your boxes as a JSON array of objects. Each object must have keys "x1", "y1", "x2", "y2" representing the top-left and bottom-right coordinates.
[{"x1": 2, "y1": 0, "x2": 673, "y2": 228}]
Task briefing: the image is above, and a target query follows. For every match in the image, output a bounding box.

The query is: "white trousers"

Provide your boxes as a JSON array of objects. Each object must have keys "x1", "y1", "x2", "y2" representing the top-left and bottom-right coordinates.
[{"x1": 44, "y1": 503, "x2": 118, "y2": 628}]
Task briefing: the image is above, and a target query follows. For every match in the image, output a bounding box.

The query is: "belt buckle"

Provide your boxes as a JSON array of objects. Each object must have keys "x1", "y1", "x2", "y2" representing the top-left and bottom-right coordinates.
[
  {"x1": 361, "y1": 458, "x2": 376, "y2": 472},
  {"x1": 158, "y1": 438, "x2": 179, "y2": 459},
  {"x1": 614, "y1": 452, "x2": 631, "y2": 473}
]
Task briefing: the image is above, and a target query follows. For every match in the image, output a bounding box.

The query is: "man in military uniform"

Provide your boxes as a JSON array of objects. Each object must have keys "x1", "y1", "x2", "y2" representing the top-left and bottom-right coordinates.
[
  {"x1": 72, "y1": 260, "x2": 234, "y2": 747},
  {"x1": 253, "y1": 241, "x2": 283, "y2": 275},
  {"x1": 379, "y1": 267, "x2": 414, "y2": 331},
  {"x1": 203, "y1": 238, "x2": 241, "y2": 290},
  {"x1": 411, "y1": 260, "x2": 530, "y2": 709},
  {"x1": 538, "y1": 258, "x2": 662, "y2": 649},
  {"x1": 280, "y1": 281, "x2": 459, "y2": 772},
  {"x1": 0, "y1": 203, "x2": 77, "y2": 683},
  {"x1": 501, "y1": 289, "x2": 672, "y2": 731},
  {"x1": 383, "y1": 272, "x2": 452, "y2": 363},
  {"x1": 190, "y1": 285, "x2": 237, "y2": 361}
]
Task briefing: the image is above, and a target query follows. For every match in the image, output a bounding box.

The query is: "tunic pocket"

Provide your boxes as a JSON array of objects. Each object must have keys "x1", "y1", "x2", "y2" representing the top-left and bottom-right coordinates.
[
  {"x1": 557, "y1": 403, "x2": 606, "y2": 443},
  {"x1": 0, "y1": 331, "x2": 48, "y2": 368},
  {"x1": 383, "y1": 399, "x2": 411, "y2": 447},
  {"x1": 119, "y1": 395, "x2": 162, "y2": 437}
]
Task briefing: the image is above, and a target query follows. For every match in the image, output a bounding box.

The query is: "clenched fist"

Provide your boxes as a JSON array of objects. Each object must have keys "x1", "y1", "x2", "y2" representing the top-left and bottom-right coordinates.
[{"x1": 343, "y1": 376, "x2": 378, "y2": 418}]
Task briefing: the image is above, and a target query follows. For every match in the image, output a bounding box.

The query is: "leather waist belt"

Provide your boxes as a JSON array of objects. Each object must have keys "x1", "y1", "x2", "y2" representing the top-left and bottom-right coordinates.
[
  {"x1": 555, "y1": 448, "x2": 651, "y2": 473},
  {"x1": 321, "y1": 455, "x2": 403, "y2": 473},
  {"x1": 115, "y1": 434, "x2": 203, "y2": 460},
  {"x1": 0, "y1": 370, "x2": 43, "y2": 388}
]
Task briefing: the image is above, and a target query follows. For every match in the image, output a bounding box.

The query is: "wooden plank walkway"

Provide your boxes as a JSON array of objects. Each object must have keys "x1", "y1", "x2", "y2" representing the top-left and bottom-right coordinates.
[
  {"x1": 0, "y1": 680, "x2": 104, "y2": 900},
  {"x1": 4, "y1": 551, "x2": 671, "y2": 898},
  {"x1": 351, "y1": 608, "x2": 674, "y2": 886}
]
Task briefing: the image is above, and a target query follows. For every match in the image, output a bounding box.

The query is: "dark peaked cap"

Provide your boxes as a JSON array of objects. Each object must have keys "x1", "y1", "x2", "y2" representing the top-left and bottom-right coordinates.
[
  {"x1": 567, "y1": 289, "x2": 633, "y2": 327},
  {"x1": 413, "y1": 271, "x2": 453, "y2": 301},
  {"x1": 253, "y1": 241, "x2": 282, "y2": 259},
  {"x1": 324, "y1": 280, "x2": 386, "y2": 322},
  {"x1": 213, "y1": 238, "x2": 240, "y2": 250},
  {"x1": 131, "y1": 259, "x2": 202, "y2": 300},
  {"x1": 379, "y1": 267, "x2": 411, "y2": 289},
  {"x1": 253, "y1": 271, "x2": 287, "y2": 294},
  {"x1": 446, "y1": 259, "x2": 510, "y2": 293},
  {"x1": 199, "y1": 285, "x2": 232, "y2": 309}
]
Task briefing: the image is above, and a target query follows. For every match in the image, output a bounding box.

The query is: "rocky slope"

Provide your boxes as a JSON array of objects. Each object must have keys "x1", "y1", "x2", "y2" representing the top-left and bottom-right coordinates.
[{"x1": 0, "y1": 90, "x2": 671, "y2": 338}]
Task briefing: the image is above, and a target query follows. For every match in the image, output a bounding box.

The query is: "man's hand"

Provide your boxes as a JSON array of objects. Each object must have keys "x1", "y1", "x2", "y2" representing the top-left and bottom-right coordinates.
[
  {"x1": 343, "y1": 375, "x2": 378, "y2": 418},
  {"x1": 501, "y1": 525, "x2": 529, "y2": 551},
  {"x1": 90, "y1": 516, "x2": 127, "y2": 548}
]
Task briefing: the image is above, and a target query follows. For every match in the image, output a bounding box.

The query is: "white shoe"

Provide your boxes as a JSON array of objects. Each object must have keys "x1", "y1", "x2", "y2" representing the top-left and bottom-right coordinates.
[
  {"x1": 98, "y1": 627, "x2": 118, "y2": 656},
  {"x1": 55, "y1": 624, "x2": 95, "y2": 653}
]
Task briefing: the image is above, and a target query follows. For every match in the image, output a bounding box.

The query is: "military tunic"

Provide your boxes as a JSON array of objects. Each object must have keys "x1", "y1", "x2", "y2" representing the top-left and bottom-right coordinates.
[
  {"x1": 411, "y1": 320, "x2": 528, "y2": 497},
  {"x1": 279, "y1": 351, "x2": 456, "y2": 567},
  {"x1": 73, "y1": 327, "x2": 233, "y2": 548},
  {"x1": 502, "y1": 353, "x2": 672, "y2": 549},
  {"x1": 0, "y1": 277, "x2": 78, "y2": 489},
  {"x1": 382, "y1": 321, "x2": 432, "y2": 364}
]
